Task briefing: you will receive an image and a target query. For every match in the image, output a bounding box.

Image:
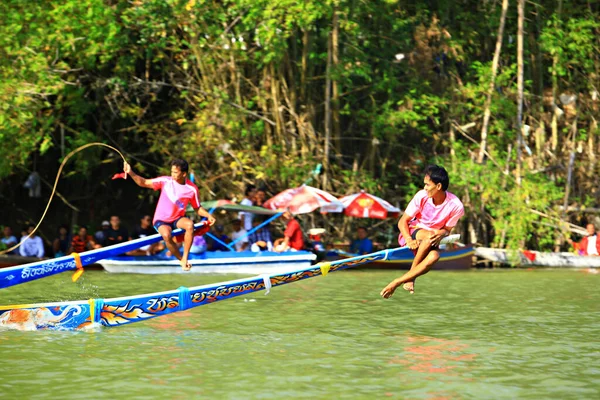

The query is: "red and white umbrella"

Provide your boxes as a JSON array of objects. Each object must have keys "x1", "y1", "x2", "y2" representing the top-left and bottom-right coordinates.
[
  {"x1": 263, "y1": 185, "x2": 344, "y2": 214},
  {"x1": 338, "y1": 190, "x2": 400, "y2": 219}
]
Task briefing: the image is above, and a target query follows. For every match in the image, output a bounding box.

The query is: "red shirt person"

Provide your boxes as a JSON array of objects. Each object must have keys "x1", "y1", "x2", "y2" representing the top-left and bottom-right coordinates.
[
  {"x1": 69, "y1": 226, "x2": 97, "y2": 253},
  {"x1": 275, "y1": 211, "x2": 304, "y2": 251},
  {"x1": 568, "y1": 223, "x2": 600, "y2": 256}
]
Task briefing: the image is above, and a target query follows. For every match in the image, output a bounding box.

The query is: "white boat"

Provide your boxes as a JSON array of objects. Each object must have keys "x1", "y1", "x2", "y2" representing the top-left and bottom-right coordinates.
[
  {"x1": 96, "y1": 250, "x2": 317, "y2": 274},
  {"x1": 475, "y1": 247, "x2": 600, "y2": 268}
]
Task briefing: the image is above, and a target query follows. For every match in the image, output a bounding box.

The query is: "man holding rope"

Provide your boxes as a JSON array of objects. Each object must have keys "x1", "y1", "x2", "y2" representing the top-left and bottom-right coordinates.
[{"x1": 123, "y1": 159, "x2": 215, "y2": 271}]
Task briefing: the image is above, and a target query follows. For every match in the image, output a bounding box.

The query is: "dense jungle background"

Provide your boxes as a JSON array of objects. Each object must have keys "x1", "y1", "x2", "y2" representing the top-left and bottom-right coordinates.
[{"x1": 1, "y1": 0, "x2": 599, "y2": 250}]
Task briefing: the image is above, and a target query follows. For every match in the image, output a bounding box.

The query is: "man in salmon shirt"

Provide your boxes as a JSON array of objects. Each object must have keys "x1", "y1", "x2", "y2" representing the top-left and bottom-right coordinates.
[
  {"x1": 123, "y1": 159, "x2": 216, "y2": 271},
  {"x1": 380, "y1": 165, "x2": 464, "y2": 298}
]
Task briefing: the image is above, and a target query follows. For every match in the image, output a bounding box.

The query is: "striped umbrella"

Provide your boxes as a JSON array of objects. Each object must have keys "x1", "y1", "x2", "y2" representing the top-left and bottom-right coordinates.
[
  {"x1": 338, "y1": 190, "x2": 400, "y2": 219},
  {"x1": 263, "y1": 185, "x2": 344, "y2": 214}
]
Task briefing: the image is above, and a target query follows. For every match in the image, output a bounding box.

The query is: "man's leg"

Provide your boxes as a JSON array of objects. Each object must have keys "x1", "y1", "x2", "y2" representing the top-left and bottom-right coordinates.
[
  {"x1": 157, "y1": 225, "x2": 182, "y2": 261},
  {"x1": 401, "y1": 229, "x2": 434, "y2": 293},
  {"x1": 176, "y1": 217, "x2": 195, "y2": 271},
  {"x1": 380, "y1": 235, "x2": 440, "y2": 298}
]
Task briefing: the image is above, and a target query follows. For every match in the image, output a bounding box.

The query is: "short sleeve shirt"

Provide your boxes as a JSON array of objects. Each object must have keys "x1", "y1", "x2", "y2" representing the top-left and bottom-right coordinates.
[
  {"x1": 405, "y1": 190, "x2": 464, "y2": 230},
  {"x1": 284, "y1": 219, "x2": 304, "y2": 250},
  {"x1": 151, "y1": 176, "x2": 200, "y2": 224}
]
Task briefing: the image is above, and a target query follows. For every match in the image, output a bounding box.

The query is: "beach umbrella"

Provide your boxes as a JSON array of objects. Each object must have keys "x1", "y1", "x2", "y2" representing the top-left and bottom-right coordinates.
[
  {"x1": 338, "y1": 190, "x2": 400, "y2": 219},
  {"x1": 263, "y1": 185, "x2": 344, "y2": 214}
]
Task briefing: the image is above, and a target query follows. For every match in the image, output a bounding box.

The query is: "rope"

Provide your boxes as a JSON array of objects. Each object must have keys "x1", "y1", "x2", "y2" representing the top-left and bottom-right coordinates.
[{"x1": 0, "y1": 142, "x2": 127, "y2": 255}]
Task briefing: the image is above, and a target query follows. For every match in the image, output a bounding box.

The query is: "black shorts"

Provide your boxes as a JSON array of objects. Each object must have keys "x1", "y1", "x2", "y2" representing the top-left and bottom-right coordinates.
[
  {"x1": 154, "y1": 217, "x2": 184, "y2": 231},
  {"x1": 411, "y1": 228, "x2": 439, "y2": 250}
]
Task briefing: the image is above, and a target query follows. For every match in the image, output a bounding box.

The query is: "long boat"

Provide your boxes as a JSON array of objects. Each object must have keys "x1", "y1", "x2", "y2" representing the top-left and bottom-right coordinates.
[
  {"x1": 328, "y1": 244, "x2": 474, "y2": 270},
  {"x1": 97, "y1": 250, "x2": 316, "y2": 274},
  {"x1": 0, "y1": 235, "x2": 460, "y2": 331},
  {"x1": 0, "y1": 222, "x2": 209, "y2": 289},
  {"x1": 475, "y1": 247, "x2": 600, "y2": 268}
]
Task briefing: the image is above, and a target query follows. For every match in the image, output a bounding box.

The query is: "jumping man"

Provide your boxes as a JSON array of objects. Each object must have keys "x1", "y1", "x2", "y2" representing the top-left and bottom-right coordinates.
[
  {"x1": 124, "y1": 159, "x2": 216, "y2": 271},
  {"x1": 380, "y1": 165, "x2": 464, "y2": 298}
]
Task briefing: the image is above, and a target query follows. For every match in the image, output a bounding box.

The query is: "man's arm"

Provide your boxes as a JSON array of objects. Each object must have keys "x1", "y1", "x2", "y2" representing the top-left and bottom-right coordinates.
[
  {"x1": 196, "y1": 206, "x2": 216, "y2": 226},
  {"x1": 123, "y1": 162, "x2": 154, "y2": 189},
  {"x1": 429, "y1": 226, "x2": 452, "y2": 247},
  {"x1": 36, "y1": 238, "x2": 45, "y2": 257},
  {"x1": 398, "y1": 213, "x2": 418, "y2": 250}
]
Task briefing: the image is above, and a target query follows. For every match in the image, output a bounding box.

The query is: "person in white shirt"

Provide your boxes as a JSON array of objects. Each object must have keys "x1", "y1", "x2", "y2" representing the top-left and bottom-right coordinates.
[
  {"x1": 239, "y1": 184, "x2": 257, "y2": 231},
  {"x1": 19, "y1": 225, "x2": 45, "y2": 258},
  {"x1": 230, "y1": 219, "x2": 249, "y2": 252}
]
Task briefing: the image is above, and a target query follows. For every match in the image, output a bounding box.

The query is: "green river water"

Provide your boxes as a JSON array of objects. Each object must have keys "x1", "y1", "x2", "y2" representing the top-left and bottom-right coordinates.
[{"x1": 0, "y1": 269, "x2": 598, "y2": 399}]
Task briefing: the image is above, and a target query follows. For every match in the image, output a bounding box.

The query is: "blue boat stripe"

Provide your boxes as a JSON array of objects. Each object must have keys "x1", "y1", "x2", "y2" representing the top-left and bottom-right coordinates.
[
  {"x1": 178, "y1": 286, "x2": 191, "y2": 311},
  {"x1": 94, "y1": 299, "x2": 104, "y2": 324}
]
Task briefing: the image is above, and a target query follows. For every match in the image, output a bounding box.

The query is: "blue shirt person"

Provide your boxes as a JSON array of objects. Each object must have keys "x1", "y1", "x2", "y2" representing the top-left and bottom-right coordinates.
[{"x1": 350, "y1": 227, "x2": 373, "y2": 255}]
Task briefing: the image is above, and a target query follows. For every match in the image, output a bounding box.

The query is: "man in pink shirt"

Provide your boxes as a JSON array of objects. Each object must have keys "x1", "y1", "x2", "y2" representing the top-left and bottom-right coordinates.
[
  {"x1": 381, "y1": 165, "x2": 464, "y2": 298},
  {"x1": 124, "y1": 159, "x2": 216, "y2": 270}
]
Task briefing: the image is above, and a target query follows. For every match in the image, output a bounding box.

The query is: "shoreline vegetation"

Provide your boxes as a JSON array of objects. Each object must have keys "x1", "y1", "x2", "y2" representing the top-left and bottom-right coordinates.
[{"x1": 1, "y1": 0, "x2": 599, "y2": 252}]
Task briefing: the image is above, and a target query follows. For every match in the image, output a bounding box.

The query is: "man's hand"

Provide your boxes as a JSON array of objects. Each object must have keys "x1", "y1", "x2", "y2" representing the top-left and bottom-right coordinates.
[
  {"x1": 207, "y1": 215, "x2": 216, "y2": 226},
  {"x1": 123, "y1": 161, "x2": 131, "y2": 175},
  {"x1": 428, "y1": 229, "x2": 448, "y2": 247},
  {"x1": 407, "y1": 238, "x2": 420, "y2": 250}
]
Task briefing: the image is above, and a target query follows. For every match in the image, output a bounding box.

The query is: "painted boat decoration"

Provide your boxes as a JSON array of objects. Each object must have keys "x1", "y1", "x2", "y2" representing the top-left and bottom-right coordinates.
[
  {"x1": 328, "y1": 245, "x2": 474, "y2": 270},
  {"x1": 97, "y1": 251, "x2": 316, "y2": 275},
  {"x1": 475, "y1": 247, "x2": 600, "y2": 268},
  {"x1": 0, "y1": 235, "x2": 459, "y2": 331},
  {"x1": 0, "y1": 222, "x2": 209, "y2": 289}
]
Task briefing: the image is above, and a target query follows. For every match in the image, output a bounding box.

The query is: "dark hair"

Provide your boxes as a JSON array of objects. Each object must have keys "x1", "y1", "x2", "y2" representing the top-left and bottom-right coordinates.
[
  {"x1": 424, "y1": 165, "x2": 449, "y2": 191},
  {"x1": 79, "y1": 225, "x2": 88, "y2": 231},
  {"x1": 171, "y1": 158, "x2": 189, "y2": 173},
  {"x1": 245, "y1": 184, "x2": 256, "y2": 196},
  {"x1": 357, "y1": 226, "x2": 368, "y2": 233}
]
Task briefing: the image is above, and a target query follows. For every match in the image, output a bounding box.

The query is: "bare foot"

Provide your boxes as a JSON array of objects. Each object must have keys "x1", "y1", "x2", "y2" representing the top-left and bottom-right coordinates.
[
  {"x1": 180, "y1": 259, "x2": 192, "y2": 271},
  {"x1": 380, "y1": 283, "x2": 398, "y2": 299},
  {"x1": 403, "y1": 281, "x2": 415, "y2": 294}
]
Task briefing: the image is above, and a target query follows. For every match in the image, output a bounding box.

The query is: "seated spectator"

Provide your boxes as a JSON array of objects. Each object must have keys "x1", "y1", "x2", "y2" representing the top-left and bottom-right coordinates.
[
  {"x1": 308, "y1": 228, "x2": 327, "y2": 262},
  {"x1": 127, "y1": 215, "x2": 160, "y2": 256},
  {"x1": 568, "y1": 223, "x2": 600, "y2": 256},
  {"x1": 1, "y1": 226, "x2": 18, "y2": 254},
  {"x1": 248, "y1": 217, "x2": 273, "y2": 252},
  {"x1": 69, "y1": 226, "x2": 97, "y2": 253},
  {"x1": 94, "y1": 220, "x2": 110, "y2": 247},
  {"x1": 350, "y1": 227, "x2": 373, "y2": 255},
  {"x1": 239, "y1": 184, "x2": 257, "y2": 231},
  {"x1": 255, "y1": 187, "x2": 267, "y2": 207},
  {"x1": 190, "y1": 235, "x2": 207, "y2": 254},
  {"x1": 274, "y1": 211, "x2": 304, "y2": 252},
  {"x1": 52, "y1": 224, "x2": 71, "y2": 258},
  {"x1": 105, "y1": 215, "x2": 129, "y2": 247},
  {"x1": 230, "y1": 219, "x2": 249, "y2": 252},
  {"x1": 206, "y1": 224, "x2": 230, "y2": 251},
  {"x1": 19, "y1": 225, "x2": 45, "y2": 258}
]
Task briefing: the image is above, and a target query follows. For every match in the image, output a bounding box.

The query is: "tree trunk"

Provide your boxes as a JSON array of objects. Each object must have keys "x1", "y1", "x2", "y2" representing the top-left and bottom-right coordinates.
[
  {"x1": 322, "y1": 32, "x2": 332, "y2": 189},
  {"x1": 516, "y1": 0, "x2": 525, "y2": 185},
  {"x1": 332, "y1": 6, "x2": 341, "y2": 156},
  {"x1": 478, "y1": 0, "x2": 509, "y2": 163},
  {"x1": 551, "y1": 0, "x2": 563, "y2": 151}
]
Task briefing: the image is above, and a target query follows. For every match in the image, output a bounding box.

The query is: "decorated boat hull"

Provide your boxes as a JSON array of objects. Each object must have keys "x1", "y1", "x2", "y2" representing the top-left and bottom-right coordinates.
[
  {"x1": 0, "y1": 248, "x2": 393, "y2": 331},
  {"x1": 0, "y1": 236, "x2": 460, "y2": 331}
]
